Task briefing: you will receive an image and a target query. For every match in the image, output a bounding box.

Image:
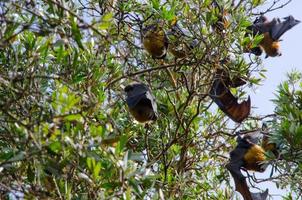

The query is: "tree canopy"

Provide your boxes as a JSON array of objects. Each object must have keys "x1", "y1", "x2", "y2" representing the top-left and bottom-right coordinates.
[{"x1": 0, "y1": 0, "x2": 301, "y2": 199}]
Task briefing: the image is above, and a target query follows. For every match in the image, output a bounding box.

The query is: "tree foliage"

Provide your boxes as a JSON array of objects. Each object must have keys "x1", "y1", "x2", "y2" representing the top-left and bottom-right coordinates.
[{"x1": 0, "y1": 0, "x2": 300, "y2": 199}]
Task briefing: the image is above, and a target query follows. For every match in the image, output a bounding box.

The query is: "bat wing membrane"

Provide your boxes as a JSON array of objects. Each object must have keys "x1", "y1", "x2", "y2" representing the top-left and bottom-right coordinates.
[{"x1": 270, "y1": 15, "x2": 300, "y2": 40}]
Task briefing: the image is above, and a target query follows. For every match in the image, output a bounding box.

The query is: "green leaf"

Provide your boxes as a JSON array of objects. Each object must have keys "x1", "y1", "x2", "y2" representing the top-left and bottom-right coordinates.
[
  {"x1": 99, "y1": 13, "x2": 113, "y2": 30},
  {"x1": 252, "y1": 0, "x2": 263, "y2": 6},
  {"x1": 70, "y1": 17, "x2": 84, "y2": 49},
  {"x1": 240, "y1": 20, "x2": 252, "y2": 28},
  {"x1": 64, "y1": 114, "x2": 83, "y2": 122},
  {"x1": 93, "y1": 162, "x2": 101, "y2": 179},
  {"x1": 116, "y1": 135, "x2": 128, "y2": 154},
  {"x1": 48, "y1": 141, "x2": 62, "y2": 154},
  {"x1": 151, "y1": 0, "x2": 160, "y2": 10},
  {"x1": 0, "y1": 150, "x2": 14, "y2": 161},
  {"x1": 252, "y1": 34, "x2": 264, "y2": 47}
]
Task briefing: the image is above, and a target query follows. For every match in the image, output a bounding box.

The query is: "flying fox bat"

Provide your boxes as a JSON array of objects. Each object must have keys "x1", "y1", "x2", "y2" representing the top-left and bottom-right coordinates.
[
  {"x1": 142, "y1": 23, "x2": 169, "y2": 59},
  {"x1": 247, "y1": 15, "x2": 300, "y2": 57},
  {"x1": 124, "y1": 82, "x2": 158, "y2": 123},
  {"x1": 167, "y1": 19, "x2": 198, "y2": 59},
  {"x1": 226, "y1": 133, "x2": 269, "y2": 200},
  {"x1": 209, "y1": 72, "x2": 250, "y2": 123}
]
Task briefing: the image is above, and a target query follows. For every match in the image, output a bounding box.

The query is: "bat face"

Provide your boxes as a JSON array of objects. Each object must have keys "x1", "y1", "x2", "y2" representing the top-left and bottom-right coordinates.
[
  {"x1": 227, "y1": 135, "x2": 269, "y2": 200},
  {"x1": 125, "y1": 83, "x2": 158, "y2": 123},
  {"x1": 209, "y1": 76, "x2": 250, "y2": 123},
  {"x1": 142, "y1": 24, "x2": 168, "y2": 59}
]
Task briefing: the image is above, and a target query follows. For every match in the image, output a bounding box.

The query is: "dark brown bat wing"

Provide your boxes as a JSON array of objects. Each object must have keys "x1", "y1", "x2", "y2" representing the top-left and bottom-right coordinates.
[
  {"x1": 125, "y1": 83, "x2": 158, "y2": 120},
  {"x1": 270, "y1": 15, "x2": 300, "y2": 41},
  {"x1": 227, "y1": 142, "x2": 253, "y2": 200},
  {"x1": 130, "y1": 98, "x2": 157, "y2": 122},
  {"x1": 249, "y1": 47, "x2": 263, "y2": 56},
  {"x1": 225, "y1": 96, "x2": 251, "y2": 123},
  {"x1": 226, "y1": 162, "x2": 253, "y2": 200},
  {"x1": 227, "y1": 137, "x2": 269, "y2": 200},
  {"x1": 249, "y1": 16, "x2": 270, "y2": 35},
  {"x1": 125, "y1": 83, "x2": 149, "y2": 108},
  {"x1": 229, "y1": 77, "x2": 247, "y2": 88},
  {"x1": 209, "y1": 79, "x2": 250, "y2": 123}
]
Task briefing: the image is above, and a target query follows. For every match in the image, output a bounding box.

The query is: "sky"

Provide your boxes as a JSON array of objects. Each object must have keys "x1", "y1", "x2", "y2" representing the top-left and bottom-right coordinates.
[
  {"x1": 250, "y1": 0, "x2": 302, "y2": 115},
  {"x1": 238, "y1": 1, "x2": 302, "y2": 200}
]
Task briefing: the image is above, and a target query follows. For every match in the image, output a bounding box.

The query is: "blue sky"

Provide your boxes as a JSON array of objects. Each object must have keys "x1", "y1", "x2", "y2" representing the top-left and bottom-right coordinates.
[{"x1": 239, "y1": 1, "x2": 302, "y2": 199}]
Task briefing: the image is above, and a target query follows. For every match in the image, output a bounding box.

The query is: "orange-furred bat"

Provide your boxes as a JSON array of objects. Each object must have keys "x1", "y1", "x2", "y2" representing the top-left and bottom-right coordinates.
[
  {"x1": 209, "y1": 72, "x2": 250, "y2": 123},
  {"x1": 124, "y1": 82, "x2": 158, "y2": 123},
  {"x1": 226, "y1": 133, "x2": 269, "y2": 200},
  {"x1": 142, "y1": 23, "x2": 169, "y2": 59},
  {"x1": 247, "y1": 15, "x2": 300, "y2": 57}
]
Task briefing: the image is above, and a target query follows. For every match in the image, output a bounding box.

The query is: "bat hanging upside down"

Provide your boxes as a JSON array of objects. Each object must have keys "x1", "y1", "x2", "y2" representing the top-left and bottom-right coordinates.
[
  {"x1": 124, "y1": 82, "x2": 158, "y2": 123},
  {"x1": 247, "y1": 15, "x2": 300, "y2": 57},
  {"x1": 209, "y1": 71, "x2": 251, "y2": 123},
  {"x1": 142, "y1": 23, "x2": 169, "y2": 59},
  {"x1": 226, "y1": 132, "x2": 273, "y2": 200}
]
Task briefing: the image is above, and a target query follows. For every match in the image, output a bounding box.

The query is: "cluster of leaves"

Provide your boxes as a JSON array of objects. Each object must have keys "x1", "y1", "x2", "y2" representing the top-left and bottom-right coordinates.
[
  {"x1": 0, "y1": 0, "x2": 299, "y2": 199},
  {"x1": 269, "y1": 71, "x2": 302, "y2": 196}
]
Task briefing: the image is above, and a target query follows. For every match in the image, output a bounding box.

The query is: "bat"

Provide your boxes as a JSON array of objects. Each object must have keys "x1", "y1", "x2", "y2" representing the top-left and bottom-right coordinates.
[
  {"x1": 142, "y1": 23, "x2": 169, "y2": 59},
  {"x1": 226, "y1": 133, "x2": 269, "y2": 200},
  {"x1": 124, "y1": 82, "x2": 158, "y2": 123},
  {"x1": 167, "y1": 19, "x2": 198, "y2": 59},
  {"x1": 247, "y1": 15, "x2": 300, "y2": 57},
  {"x1": 209, "y1": 71, "x2": 250, "y2": 123}
]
